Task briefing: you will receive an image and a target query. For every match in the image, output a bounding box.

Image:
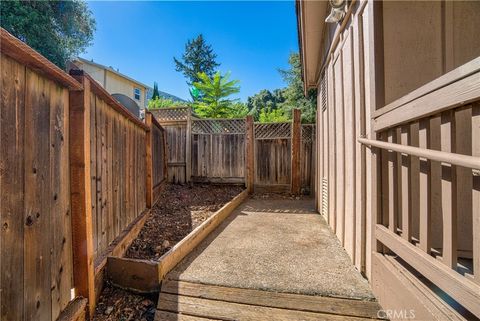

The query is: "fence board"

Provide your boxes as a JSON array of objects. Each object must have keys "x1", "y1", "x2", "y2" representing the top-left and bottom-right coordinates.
[
  {"x1": 50, "y1": 82, "x2": 73, "y2": 319},
  {"x1": 192, "y1": 133, "x2": 245, "y2": 182},
  {"x1": 1, "y1": 54, "x2": 26, "y2": 321},
  {"x1": 2, "y1": 36, "x2": 168, "y2": 319},
  {"x1": 24, "y1": 69, "x2": 53, "y2": 321}
]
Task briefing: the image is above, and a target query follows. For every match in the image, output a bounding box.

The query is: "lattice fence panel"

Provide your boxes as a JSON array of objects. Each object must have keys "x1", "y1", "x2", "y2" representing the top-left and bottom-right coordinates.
[
  {"x1": 192, "y1": 119, "x2": 246, "y2": 134},
  {"x1": 254, "y1": 122, "x2": 292, "y2": 139},
  {"x1": 302, "y1": 124, "x2": 315, "y2": 143},
  {"x1": 151, "y1": 107, "x2": 190, "y2": 121}
]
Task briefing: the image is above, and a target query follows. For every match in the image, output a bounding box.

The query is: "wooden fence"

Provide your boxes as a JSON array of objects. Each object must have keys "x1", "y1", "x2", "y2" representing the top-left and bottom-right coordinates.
[
  {"x1": 150, "y1": 107, "x2": 190, "y2": 184},
  {"x1": 153, "y1": 107, "x2": 315, "y2": 193},
  {"x1": 191, "y1": 118, "x2": 246, "y2": 184},
  {"x1": 1, "y1": 42, "x2": 81, "y2": 321},
  {"x1": 146, "y1": 112, "x2": 167, "y2": 207},
  {"x1": 254, "y1": 122, "x2": 292, "y2": 191},
  {"x1": 0, "y1": 29, "x2": 167, "y2": 320}
]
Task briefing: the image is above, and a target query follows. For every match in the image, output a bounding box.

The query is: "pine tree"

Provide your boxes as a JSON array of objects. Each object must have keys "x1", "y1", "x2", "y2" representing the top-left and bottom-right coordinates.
[
  {"x1": 152, "y1": 82, "x2": 160, "y2": 100},
  {"x1": 174, "y1": 34, "x2": 220, "y2": 89}
]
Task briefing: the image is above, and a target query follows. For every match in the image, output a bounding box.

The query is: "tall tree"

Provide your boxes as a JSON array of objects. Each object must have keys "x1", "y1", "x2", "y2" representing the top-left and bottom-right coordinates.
[
  {"x1": 192, "y1": 72, "x2": 240, "y2": 118},
  {"x1": 278, "y1": 53, "x2": 317, "y2": 123},
  {"x1": 0, "y1": 0, "x2": 96, "y2": 69},
  {"x1": 246, "y1": 89, "x2": 285, "y2": 121},
  {"x1": 174, "y1": 34, "x2": 220, "y2": 90},
  {"x1": 152, "y1": 82, "x2": 160, "y2": 100}
]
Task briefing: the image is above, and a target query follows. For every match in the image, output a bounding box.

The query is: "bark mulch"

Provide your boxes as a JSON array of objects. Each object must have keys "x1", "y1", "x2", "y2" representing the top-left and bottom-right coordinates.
[
  {"x1": 93, "y1": 184, "x2": 244, "y2": 321},
  {"x1": 125, "y1": 184, "x2": 244, "y2": 260},
  {"x1": 92, "y1": 283, "x2": 157, "y2": 321}
]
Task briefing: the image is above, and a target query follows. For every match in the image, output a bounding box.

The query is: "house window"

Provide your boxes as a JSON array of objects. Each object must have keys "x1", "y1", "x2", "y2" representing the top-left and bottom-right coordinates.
[{"x1": 134, "y1": 87, "x2": 141, "y2": 101}]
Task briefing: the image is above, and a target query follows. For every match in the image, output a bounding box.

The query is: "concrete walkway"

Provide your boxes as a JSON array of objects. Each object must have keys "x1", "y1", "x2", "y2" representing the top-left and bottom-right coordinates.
[{"x1": 157, "y1": 197, "x2": 381, "y2": 320}]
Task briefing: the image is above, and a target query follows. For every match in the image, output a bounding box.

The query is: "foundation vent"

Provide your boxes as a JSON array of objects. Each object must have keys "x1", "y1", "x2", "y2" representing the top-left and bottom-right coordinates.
[{"x1": 321, "y1": 177, "x2": 328, "y2": 217}]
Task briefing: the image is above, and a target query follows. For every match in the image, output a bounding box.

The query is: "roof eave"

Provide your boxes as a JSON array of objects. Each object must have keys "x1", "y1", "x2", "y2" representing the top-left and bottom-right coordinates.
[{"x1": 296, "y1": 0, "x2": 328, "y2": 94}]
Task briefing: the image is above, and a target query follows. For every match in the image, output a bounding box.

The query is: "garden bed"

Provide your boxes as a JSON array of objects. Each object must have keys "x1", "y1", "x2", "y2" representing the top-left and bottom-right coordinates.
[
  {"x1": 125, "y1": 184, "x2": 244, "y2": 260},
  {"x1": 93, "y1": 184, "x2": 247, "y2": 321}
]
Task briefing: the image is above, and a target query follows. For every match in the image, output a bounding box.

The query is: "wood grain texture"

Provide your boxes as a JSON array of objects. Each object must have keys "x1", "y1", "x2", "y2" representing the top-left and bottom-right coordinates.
[
  {"x1": 161, "y1": 280, "x2": 382, "y2": 319},
  {"x1": 291, "y1": 109, "x2": 301, "y2": 194},
  {"x1": 157, "y1": 293, "x2": 376, "y2": 321},
  {"x1": 1, "y1": 54, "x2": 26, "y2": 321},
  {"x1": 1, "y1": 28, "x2": 82, "y2": 90},
  {"x1": 69, "y1": 75, "x2": 96, "y2": 317},
  {"x1": 473, "y1": 103, "x2": 480, "y2": 284}
]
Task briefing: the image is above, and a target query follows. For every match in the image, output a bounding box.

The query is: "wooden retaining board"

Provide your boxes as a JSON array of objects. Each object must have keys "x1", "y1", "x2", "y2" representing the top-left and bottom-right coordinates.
[{"x1": 107, "y1": 190, "x2": 249, "y2": 293}]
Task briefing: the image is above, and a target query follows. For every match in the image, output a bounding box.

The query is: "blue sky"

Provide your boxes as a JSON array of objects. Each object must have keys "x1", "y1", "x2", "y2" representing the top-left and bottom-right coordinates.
[{"x1": 83, "y1": 1, "x2": 299, "y2": 101}]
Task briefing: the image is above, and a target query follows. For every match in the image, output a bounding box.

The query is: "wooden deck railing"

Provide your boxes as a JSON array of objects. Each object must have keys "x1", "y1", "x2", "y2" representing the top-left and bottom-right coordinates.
[{"x1": 361, "y1": 58, "x2": 480, "y2": 318}]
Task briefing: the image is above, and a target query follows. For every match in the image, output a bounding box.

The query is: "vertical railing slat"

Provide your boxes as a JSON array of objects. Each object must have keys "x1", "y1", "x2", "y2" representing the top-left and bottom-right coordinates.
[
  {"x1": 409, "y1": 121, "x2": 420, "y2": 243},
  {"x1": 472, "y1": 103, "x2": 480, "y2": 284},
  {"x1": 441, "y1": 111, "x2": 456, "y2": 269},
  {"x1": 400, "y1": 125, "x2": 411, "y2": 241},
  {"x1": 428, "y1": 115, "x2": 443, "y2": 252},
  {"x1": 453, "y1": 106, "x2": 473, "y2": 265},
  {"x1": 419, "y1": 120, "x2": 430, "y2": 253},
  {"x1": 387, "y1": 130, "x2": 396, "y2": 234}
]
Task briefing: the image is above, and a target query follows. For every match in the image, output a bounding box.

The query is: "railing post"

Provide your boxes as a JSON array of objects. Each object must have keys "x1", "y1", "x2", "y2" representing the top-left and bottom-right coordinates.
[
  {"x1": 245, "y1": 115, "x2": 254, "y2": 193},
  {"x1": 69, "y1": 72, "x2": 96, "y2": 318},
  {"x1": 186, "y1": 108, "x2": 192, "y2": 184},
  {"x1": 291, "y1": 109, "x2": 302, "y2": 195},
  {"x1": 145, "y1": 112, "x2": 153, "y2": 208}
]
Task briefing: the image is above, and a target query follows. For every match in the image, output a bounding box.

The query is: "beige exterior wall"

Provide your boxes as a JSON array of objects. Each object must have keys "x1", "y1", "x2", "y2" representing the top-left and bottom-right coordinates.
[
  {"x1": 74, "y1": 60, "x2": 148, "y2": 109},
  {"x1": 76, "y1": 62, "x2": 106, "y2": 87},
  {"x1": 104, "y1": 70, "x2": 146, "y2": 109},
  {"x1": 312, "y1": 1, "x2": 480, "y2": 320},
  {"x1": 382, "y1": 0, "x2": 480, "y2": 105}
]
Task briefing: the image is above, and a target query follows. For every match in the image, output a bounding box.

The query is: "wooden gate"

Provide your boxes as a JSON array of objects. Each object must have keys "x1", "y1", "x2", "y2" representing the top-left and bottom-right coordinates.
[
  {"x1": 254, "y1": 122, "x2": 292, "y2": 192},
  {"x1": 151, "y1": 107, "x2": 190, "y2": 184},
  {"x1": 191, "y1": 118, "x2": 246, "y2": 183},
  {"x1": 253, "y1": 113, "x2": 315, "y2": 194}
]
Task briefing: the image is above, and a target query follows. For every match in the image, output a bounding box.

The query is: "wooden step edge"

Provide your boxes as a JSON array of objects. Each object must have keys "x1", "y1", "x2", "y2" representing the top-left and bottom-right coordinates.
[{"x1": 159, "y1": 281, "x2": 383, "y2": 320}]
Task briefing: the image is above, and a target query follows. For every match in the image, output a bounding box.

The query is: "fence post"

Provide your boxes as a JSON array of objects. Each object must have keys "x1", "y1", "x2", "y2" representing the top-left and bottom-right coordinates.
[
  {"x1": 245, "y1": 115, "x2": 255, "y2": 193},
  {"x1": 163, "y1": 129, "x2": 168, "y2": 182},
  {"x1": 291, "y1": 109, "x2": 302, "y2": 195},
  {"x1": 69, "y1": 71, "x2": 96, "y2": 317},
  {"x1": 186, "y1": 108, "x2": 192, "y2": 184},
  {"x1": 145, "y1": 112, "x2": 153, "y2": 208}
]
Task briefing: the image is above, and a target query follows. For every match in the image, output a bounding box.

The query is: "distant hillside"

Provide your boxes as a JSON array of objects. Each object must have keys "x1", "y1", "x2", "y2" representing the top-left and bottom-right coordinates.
[{"x1": 146, "y1": 87, "x2": 187, "y2": 103}]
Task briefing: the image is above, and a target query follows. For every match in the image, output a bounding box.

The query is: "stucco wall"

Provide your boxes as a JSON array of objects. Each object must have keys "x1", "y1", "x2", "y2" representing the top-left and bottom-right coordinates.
[{"x1": 75, "y1": 61, "x2": 147, "y2": 109}]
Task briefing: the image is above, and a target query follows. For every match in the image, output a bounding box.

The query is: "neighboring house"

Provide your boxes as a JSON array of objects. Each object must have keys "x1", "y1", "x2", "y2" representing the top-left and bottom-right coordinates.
[
  {"x1": 72, "y1": 57, "x2": 149, "y2": 118},
  {"x1": 297, "y1": 0, "x2": 479, "y2": 320}
]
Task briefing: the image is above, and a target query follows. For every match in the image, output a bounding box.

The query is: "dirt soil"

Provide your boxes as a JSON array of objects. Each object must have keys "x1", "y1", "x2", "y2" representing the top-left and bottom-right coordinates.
[
  {"x1": 93, "y1": 184, "x2": 244, "y2": 321},
  {"x1": 125, "y1": 184, "x2": 244, "y2": 260},
  {"x1": 92, "y1": 283, "x2": 157, "y2": 321}
]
